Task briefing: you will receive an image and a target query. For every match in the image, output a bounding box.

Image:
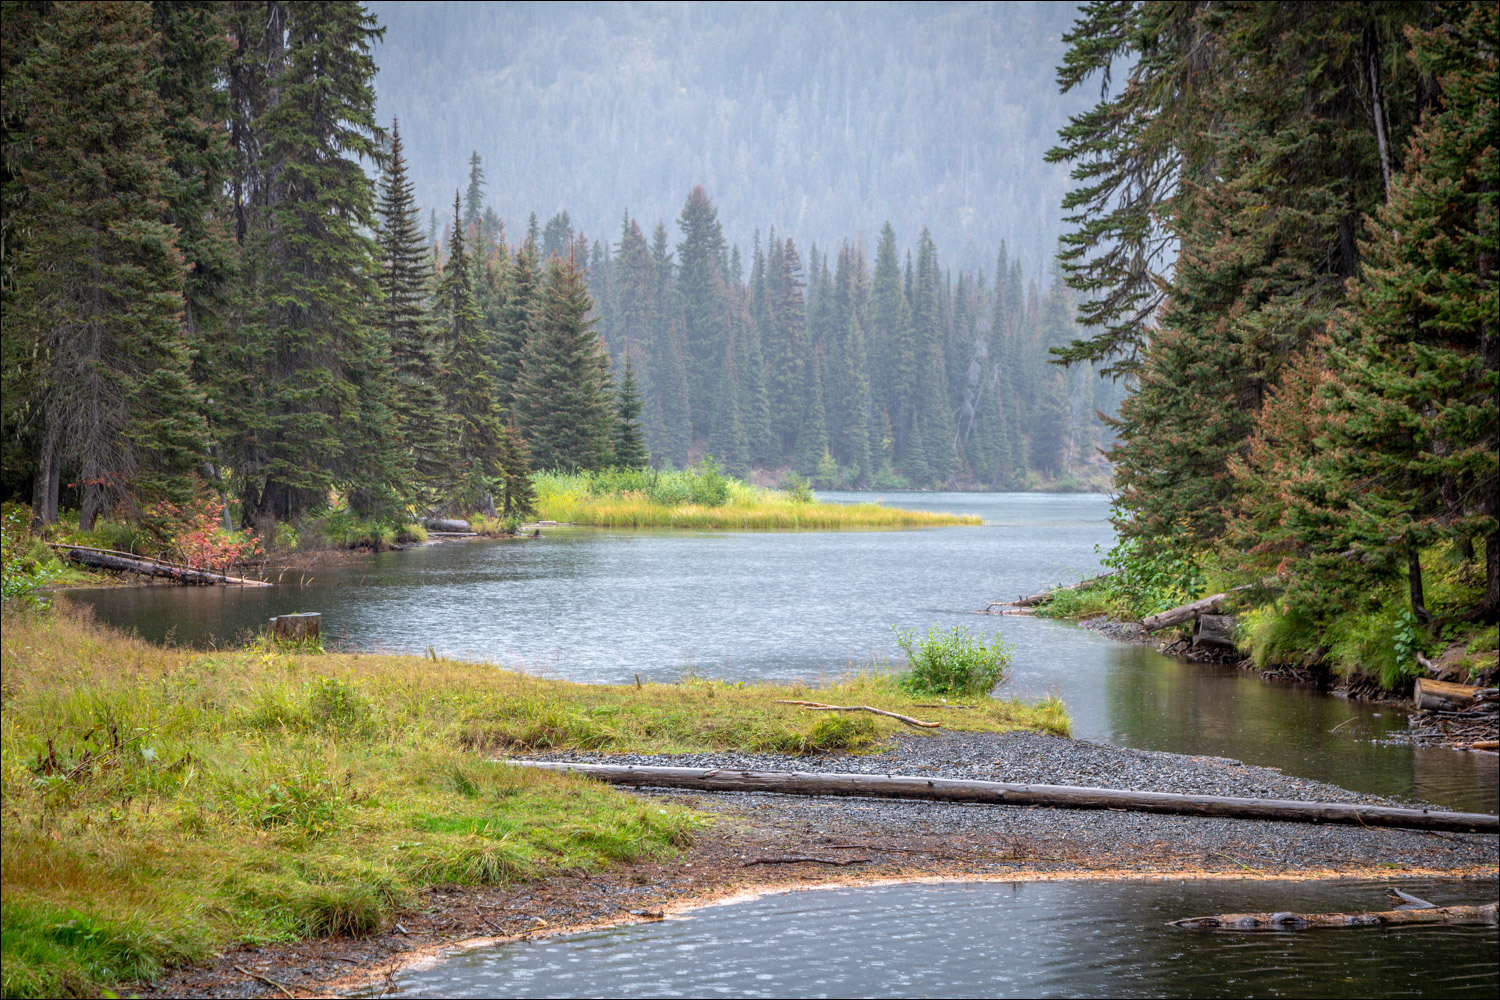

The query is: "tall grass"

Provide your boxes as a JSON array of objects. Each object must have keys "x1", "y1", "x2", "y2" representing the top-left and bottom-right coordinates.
[
  {"x1": 533, "y1": 466, "x2": 979, "y2": 529},
  {"x1": 1, "y1": 611, "x2": 1066, "y2": 997}
]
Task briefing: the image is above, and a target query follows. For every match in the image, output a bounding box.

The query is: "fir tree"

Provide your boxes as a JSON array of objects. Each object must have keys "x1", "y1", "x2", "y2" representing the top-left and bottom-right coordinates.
[
  {"x1": 377, "y1": 120, "x2": 451, "y2": 506},
  {"x1": 497, "y1": 421, "x2": 536, "y2": 518},
  {"x1": 462, "y1": 149, "x2": 485, "y2": 233},
  {"x1": 14, "y1": 0, "x2": 206, "y2": 526},
  {"x1": 764, "y1": 237, "x2": 809, "y2": 455},
  {"x1": 676, "y1": 186, "x2": 729, "y2": 435},
  {"x1": 496, "y1": 238, "x2": 538, "y2": 412},
  {"x1": 612, "y1": 352, "x2": 650, "y2": 469},
  {"x1": 516, "y1": 254, "x2": 615, "y2": 471}
]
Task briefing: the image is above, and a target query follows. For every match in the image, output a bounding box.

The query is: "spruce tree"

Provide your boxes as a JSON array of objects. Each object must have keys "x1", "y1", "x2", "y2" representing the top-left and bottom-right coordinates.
[
  {"x1": 377, "y1": 120, "x2": 452, "y2": 506},
  {"x1": 612, "y1": 352, "x2": 650, "y2": 469},
  {"x1": 516, "y1": 254, "x2": 615, "y2": 471},
  {"x1": 435, "y1": 193, "x2": 506, "y2": 510},
  {"x1": 764, "y1": 237, "x2": 809, "y2": 456},
  {"x1": 462, "y1": 149, "x2": 485, "y2": 233},
  {"x1": 794, "y1": 347, "x2": 832, "y2": 477},
  {"x1": 647, "y1": 221, "x2": 691, "y2": 467},
  {"x1": 14, "y1": 0, "x2": 206, "y2": 527},
  {"x1": 676, "y1": 186, "x2": 729, "y2": 435},
  {"x1": 496, "y1": 238, "x2": 538, "y2": 412}
]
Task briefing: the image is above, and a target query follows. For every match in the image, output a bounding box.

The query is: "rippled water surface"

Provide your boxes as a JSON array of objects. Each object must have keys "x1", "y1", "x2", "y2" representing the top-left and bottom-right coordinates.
[
  {"x1": 65, "y1": 492, "x2": 1497, "y2": 812},
  {"x1": 393, "y1": 879, "x2": 1500, "y2": 999}
]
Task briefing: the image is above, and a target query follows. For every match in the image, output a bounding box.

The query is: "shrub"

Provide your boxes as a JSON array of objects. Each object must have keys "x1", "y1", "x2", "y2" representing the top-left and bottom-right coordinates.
[
  {"x1": 1, "y1": 505, "x2": 57, "y2": 609},
  {"x1": 893, "y1": 625, "x2": 1012, "y2": 696},
  {"x1": 686, "y1": 457, "x2": 731, "y2": 507}
]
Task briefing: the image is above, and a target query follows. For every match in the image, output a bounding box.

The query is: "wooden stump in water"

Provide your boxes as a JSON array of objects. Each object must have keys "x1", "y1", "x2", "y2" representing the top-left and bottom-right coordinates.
[
  {"x1": 270, "y1": 613, "x2": 321, "y2": 642},
  {"x1": 1193, "y1": 614, "x2": 1238, "y2": 651}
]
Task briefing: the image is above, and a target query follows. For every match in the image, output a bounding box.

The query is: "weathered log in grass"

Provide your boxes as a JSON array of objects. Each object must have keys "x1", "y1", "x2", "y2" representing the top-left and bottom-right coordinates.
[
  {"x1": 1171, "y1": 901, "x2": 1498, "y2": 931},
  {"x1": 773, "y1": 700, "x2": 940, "y2": 729},
  {"x1": 504, "y1": 762, "x2": 1500, "y2": 833},
  {"x1": 49, "y1": 543, "x2": 270, "y2": 586},
  {"x1": 1141, "y1": 578, "x2": 1282, "y2": 630}
]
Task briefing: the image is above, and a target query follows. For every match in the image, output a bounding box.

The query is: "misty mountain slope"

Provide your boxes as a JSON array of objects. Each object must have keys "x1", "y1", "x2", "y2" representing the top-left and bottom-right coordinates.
[{"x1": 368, "y1": 1, "x2": 1090, "y2": 269}]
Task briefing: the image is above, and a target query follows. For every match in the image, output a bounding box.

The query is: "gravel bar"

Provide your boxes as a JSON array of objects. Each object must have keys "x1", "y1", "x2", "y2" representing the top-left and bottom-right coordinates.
[{"x1": 529, "y1": 729, "x2": 1429, "y2": 808}]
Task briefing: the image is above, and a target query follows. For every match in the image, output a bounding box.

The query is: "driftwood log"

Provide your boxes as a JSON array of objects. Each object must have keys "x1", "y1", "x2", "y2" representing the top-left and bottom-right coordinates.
[
  {"x1": 503, "y1": 762, "x2": 1499, "y2": 834},
  {"x1": 1140, "y1": 578, "x2": 1280, "y2": 631},
  {"x1": 422, "y1": 518, "x2": 472, "y2": 533},
  {"x1": 773, "y1": 700, "x2": 940, "y2": 729},
  {"x1": 991, "y1": 571, "x2": 1116, "y2": 610},
  {"x1": 1193, "y1": 614, "x2": 1238, "y2": 651},
  {"x1": 1414, "y1": 679, "x2": 1496, "y2": 713},
  {"x1": 49, "y1": 543, "x2": 270, "y2": 587},
  {"x1": 270, "y1": 613, "x2": 320, "y2": 641},
  {"x1": 1171, "y1": 901, "x2": 1498, "y2": 931}
]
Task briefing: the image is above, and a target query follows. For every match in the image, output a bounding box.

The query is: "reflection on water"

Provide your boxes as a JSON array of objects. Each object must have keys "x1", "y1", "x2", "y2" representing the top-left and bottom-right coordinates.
[
  {"x1": 394, "y1": 879, "x2": 1500, "y2": 999},
  {"x1": 63, "y1": 492, "x2": 1497, "y2": 813}
]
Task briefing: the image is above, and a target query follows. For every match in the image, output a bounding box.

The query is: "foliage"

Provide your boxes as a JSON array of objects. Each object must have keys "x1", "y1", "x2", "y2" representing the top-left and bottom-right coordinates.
[
  {"x1": 893, "y1": 625, "x2": 1013, "y2": 697},
  {"x1": 142, "y1": 496, "x2": 262, "y2": 572},
  {"x1": 1, "y1": 505, "x2": 56, "y2": 609}
]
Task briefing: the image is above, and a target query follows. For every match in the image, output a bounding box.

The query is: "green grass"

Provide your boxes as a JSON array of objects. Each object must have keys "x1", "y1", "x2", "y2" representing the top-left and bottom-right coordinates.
[
  {"x1": 0, "y1": 611, "x2": 1066, "y2": 997},
  {"x1": 533, "y1": 467, "x2": 979, "y2": 530}
]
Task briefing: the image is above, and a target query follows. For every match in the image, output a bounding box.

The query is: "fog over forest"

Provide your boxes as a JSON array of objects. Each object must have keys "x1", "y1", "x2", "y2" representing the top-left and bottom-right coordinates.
[{"x1": 366, "y1": 0, "x2": 1090, "y2": 274}]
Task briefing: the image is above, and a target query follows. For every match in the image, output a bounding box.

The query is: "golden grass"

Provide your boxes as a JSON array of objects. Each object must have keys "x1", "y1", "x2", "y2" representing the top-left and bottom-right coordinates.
[
  {"x1": 540, "y1": 495, "x2": 980, "y2": 529},
  {"x1": 0, "y1": 611, "x2": 1065, "y2": 997}
]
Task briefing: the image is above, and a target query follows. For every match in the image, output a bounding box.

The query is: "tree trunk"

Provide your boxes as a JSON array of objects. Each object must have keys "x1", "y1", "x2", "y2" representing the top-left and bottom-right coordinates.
[
  {"x1": 270, "y1": 612, "x2": 320, "y2": 640},
  {"x1": 1413, "y1": 678, "x2": 1493, "y2": 712},
  {"x1": 30, "y1": 427, "x2": 60, "y2": 529},
  {"x1": 1408, "y1": 540, "x2": 1431, "y2": 625},
  {"x1": 1172, "y1": 902, "x2": 1497, "y2": 931},
  {"x1": 506, "y1": 761, "x2": 1499, "y2": 834}
]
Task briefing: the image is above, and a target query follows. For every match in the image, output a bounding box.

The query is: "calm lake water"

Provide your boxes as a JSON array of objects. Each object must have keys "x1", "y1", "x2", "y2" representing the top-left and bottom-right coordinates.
[
  {"x1": 391, "y1": 879, "x2": 1500, "y2": 999},
  {"x1": 64, "y1": 492, "x2": 1497, "y2": 813}
]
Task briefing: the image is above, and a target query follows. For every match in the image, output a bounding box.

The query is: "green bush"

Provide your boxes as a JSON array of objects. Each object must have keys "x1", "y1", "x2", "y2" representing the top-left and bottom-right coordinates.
[
  {"x1": 1, "y1": 505, "x2": 56, "y2": 609},
  {"x1": 893, "y1": 625, "x2": 1012, "y2": 696},
  {"x1": 686, "y1": 457, "x2": 731, "y2": 506}
]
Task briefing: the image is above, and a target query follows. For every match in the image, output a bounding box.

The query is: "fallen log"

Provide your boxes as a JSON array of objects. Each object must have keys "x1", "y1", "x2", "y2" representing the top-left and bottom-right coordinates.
[
  {"x1": 503, "y1": 762, "x2": 1500, "y2": 834},
  {"x1": 1141, "y1": 578, "x2": 1280, "y2": 631},
  {"x1": 1413, "y1": 679, "x2": 1496, "y2": 713},
  {"x1": 1171, "y1": 901, "x2": 1498, "y2": 931},
  {"x1": 49, "y1": 543, "x2": 270, "y2": 587},
  {"x1": 773, "y1": 700, "x2": 940, "y2": 729},
  {"x1": 991, "y1": 571, "x2": 1116, "y2": 610},
  {"x1": 422, "y1": 517, "x2": 472, "y2": 533},
  {"x1": 1193, "y1": 613, "x2": 1239, "y2": 651}
]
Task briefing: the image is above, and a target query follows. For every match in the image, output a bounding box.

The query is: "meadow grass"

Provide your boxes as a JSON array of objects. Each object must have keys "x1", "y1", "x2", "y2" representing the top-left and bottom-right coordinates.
[
  {"x1": 0, "y1": 611, "x2": 1066, "y2": 997},
  {"x1": 533, "y1": 468, "x2": 980, "y2": 530}
]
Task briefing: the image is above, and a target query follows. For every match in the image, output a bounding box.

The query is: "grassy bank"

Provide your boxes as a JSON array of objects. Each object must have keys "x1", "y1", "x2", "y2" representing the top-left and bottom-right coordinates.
[
  {"x1": 533, "y1": 466, "x2": 980, "y2": 529},
  {"x1": 1034, "y1": 538, "x2": 1498, "y2": 692},
  {"x1": 0, "y1": 612, "x2": 1065, "y2": 997}
]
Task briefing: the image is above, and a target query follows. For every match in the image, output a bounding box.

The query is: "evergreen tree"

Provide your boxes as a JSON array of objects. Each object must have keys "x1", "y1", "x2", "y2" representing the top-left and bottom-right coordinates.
[
  {"x1": 434, "y1": 193, "x2": 505, "y2": 510},
  {"x1": 647, "y1": 220, "x2": 691, "y2": 466},
  {"x1": 870, "y1": 223, "x2": 917, "y2": 465},
  {"x1": 516, "y1": 254, "x2": 615, "y2": 470},
  {"x1": 377, "y1": 120, "x2": 451, "y2": 507},
  {"x1": 496, "y1": 238, "x2": 538, "y2": 412},
  {"x1": 14, "y1": 0, "x2": 206, "y2": 527},
  {"x1": 764, "y1": 237, "x2": 809, "y2": 455},
  {"x1": 794, "y1": 347, "x2": 832, "y2": 477},
  {"x1": 612, "y1": 352, "x2": 650, "y2": 469},
  {"x1": 912, "y1": 228, "x2": 955, "y2": 483},
  {"x1": 462, "y1": 149, "x2": 485, "y2": 232},
  {"x1": 497, "y1": 421, "x2": 536, "y2": 518},
  {"x1": 676, "y1": 186, "x2": 729, "y2": 435},
  {"x1": 541, "y1": 210, "x2": 572, "y2": 263}
]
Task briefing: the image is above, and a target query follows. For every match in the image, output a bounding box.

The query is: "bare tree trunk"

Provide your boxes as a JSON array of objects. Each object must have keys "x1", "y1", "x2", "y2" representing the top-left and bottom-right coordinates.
[
  {"x1": 1408, "y1": 540, "x2": 1431, "y2": 625},
  {"x1": 79, "y1": 485, "x2": 103, "y2": 533},
  {"x1": 30, "y1": 426, "x2": 60, "y2": 529}
]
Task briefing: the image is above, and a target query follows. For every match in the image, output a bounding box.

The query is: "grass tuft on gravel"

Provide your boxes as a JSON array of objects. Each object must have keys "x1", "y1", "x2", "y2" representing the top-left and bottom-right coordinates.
[{"x1": 0, "y1": 611, "x2": 1067, "y2": 998}]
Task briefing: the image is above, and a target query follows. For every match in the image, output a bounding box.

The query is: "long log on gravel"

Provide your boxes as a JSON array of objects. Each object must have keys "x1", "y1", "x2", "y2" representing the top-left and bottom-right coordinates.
[
  {"x1": 49, "y1": 543, "x2": 270, "y2": 586},
  {"x1": 504, "y1": 762, "x2": 1500, "y2": 834},
  {"x1": 992, "y1": 571, "x2": 1116, "y2": 610},
  {"x1": 773, "y1": 700, "x2": 940, "y2": 729},
  {"x1": 1171, "y1": 902, "x2": 1498, "y2": 930}
]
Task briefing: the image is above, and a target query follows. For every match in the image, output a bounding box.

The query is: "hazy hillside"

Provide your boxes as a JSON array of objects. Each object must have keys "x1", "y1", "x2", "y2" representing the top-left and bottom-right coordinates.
[{"x1": 366, "y1": 1, "x2": 1090, "y2": 270}]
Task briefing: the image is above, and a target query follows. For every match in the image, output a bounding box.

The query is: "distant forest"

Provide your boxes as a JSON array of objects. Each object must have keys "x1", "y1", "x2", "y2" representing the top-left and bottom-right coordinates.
[{"x1": 365, "y1": 1, "x2": 1091, "y2": 273}]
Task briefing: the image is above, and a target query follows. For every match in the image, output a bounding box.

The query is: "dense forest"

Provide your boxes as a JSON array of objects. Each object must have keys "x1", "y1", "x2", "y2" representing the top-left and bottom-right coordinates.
[
  {"x1": 1048, "y1": 2, "x2": 1498, "y2": 661},
  {"x1": 363, "y1": 1, "x2": 1093, "y2": 273},
  {"x1": 0, "y1": 0, "x2": 1117, "y2": 543}
]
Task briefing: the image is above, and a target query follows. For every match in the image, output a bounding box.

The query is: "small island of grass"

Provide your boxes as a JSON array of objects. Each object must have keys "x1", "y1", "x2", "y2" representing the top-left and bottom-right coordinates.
[{"x1": 533, "y1": 463, "x2": 980, "y2": 530}]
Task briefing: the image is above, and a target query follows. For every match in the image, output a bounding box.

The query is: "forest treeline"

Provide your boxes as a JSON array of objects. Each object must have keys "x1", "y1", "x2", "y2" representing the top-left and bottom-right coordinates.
[
  {"x1": 0, "y1": 0, "x2": 1116, "y2": 539},
  {"x1": 1050, "y1": 1, "x2": 1497, "y2": 654}
]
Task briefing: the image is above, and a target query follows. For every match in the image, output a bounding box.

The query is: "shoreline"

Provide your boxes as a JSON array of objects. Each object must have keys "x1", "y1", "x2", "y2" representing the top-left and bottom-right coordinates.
[{"x1": 148, "y1": 729, "x2": 1499, "y2": 998}]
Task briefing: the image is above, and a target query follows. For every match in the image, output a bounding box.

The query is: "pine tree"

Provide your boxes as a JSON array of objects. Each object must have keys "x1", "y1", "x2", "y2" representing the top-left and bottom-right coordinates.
[
  {"x1": 647, "y1": 221, "x2": 691, "y2": 467},
  {"x1": 496, "y1": 238, "x2": 538, "y2": 412},
  {"x1": 870, "y1": 223, "x2": 917, "y2": 466},
  {"x1": 912, "y1": 228, "x2": 955, "y2": 483},
  {"x1": 462, "y1": 149, "x2": 485, "y2": 233},
  {"x1": 377, "y1": 120, "x2": 451, "y2": 507},
  {"x1": 764, "y1": 237, "x2": 809, "y2": 456},
  {"x1": 794, "y1": 347, "x2": 832, "y2": 477},
  {"x1": 14, "y1": 1, "x2": 206, "y2": 527},
  {"x1": 516, "y1": 254, "x2": 615, "y2": 471},
  {"x1": 497, "y1": 421, "x2": 536, "y2": 518},
  {"x1": 612, "y1": 352, "x2": 650, "y2": 469}
]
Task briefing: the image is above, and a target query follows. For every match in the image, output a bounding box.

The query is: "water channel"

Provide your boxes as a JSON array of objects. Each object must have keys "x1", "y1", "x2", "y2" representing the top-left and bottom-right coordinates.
[
  {"x1": 65, "y1": 491, "x2": 1497, "y2": 814},
  {"x1": 391, "y1": 879, "x2": 1500, "y2": 999}
]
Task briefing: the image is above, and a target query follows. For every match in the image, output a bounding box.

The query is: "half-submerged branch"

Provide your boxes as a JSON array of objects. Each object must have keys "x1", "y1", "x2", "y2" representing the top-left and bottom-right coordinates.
[
  {"x1": 990, "y1": 572, "x2": 1115, "y2": 611},
  {"x1": 1172, "y1": 901, "x2": 1498, "y2": 930},
  {"x1": 49, "y1": 543, "x2": 270, "y2": 586},
  {"x1": 504, "y1": 762, "x2": 1499, "y2": 834}
]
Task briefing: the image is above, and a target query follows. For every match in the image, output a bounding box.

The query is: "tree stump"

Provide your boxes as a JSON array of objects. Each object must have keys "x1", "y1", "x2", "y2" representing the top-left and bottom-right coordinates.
[
  {"x1": 1413, "y1": 678, "x2": 1488, "y2": 712},
  {"x1": 1193, "y1": 614, "x2": 1238, "y2": 651},
  {"x1": 270, "y1": 613, "x2": 321, "y2": 642}
]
